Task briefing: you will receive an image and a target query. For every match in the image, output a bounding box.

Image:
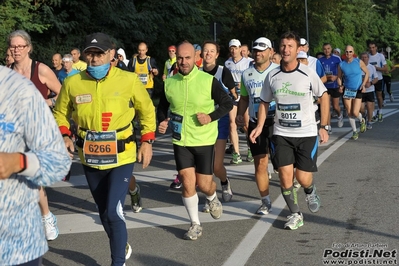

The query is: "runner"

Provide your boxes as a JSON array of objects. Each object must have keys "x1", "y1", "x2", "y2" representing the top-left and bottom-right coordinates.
[
  {"x1": 250, "y1": 31, "x2": 329, "y2": 230},
  {"x1": 337, "y1": 45, "x2": 369, "y2": 140},
  {"x1": 360, "y1": 52, "x2": 378, "y2": 130},
  {"x1": 53, "y1": 32, "x2": 156, "y2": 265},
  {"x1": 236, "y1": 37, "x2": 279, "y2": 214},
  {"x1": 157, "y1": 41, "x2": 232, "y2": 240},
  {"x1": 8, "y1": 29, "x2": 62, "y2": 241},
  {"x1": 224, "y1": 39, "x2": 253, "y2": 164},
  {"x1": 200, "y1": 40, "x2": 237, "y2": 212},
  {"x1": 0, "y1": 66, "x2": 71, "y2": 266}
]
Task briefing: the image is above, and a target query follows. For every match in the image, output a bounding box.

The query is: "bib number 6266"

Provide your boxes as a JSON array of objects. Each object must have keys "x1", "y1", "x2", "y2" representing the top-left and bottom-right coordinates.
[{"x1": 88, "y1": 144, "x2": 111, "y2": 153}]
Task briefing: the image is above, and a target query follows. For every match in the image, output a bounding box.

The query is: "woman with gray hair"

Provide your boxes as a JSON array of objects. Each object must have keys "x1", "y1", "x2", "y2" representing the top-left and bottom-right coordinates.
[{"x1": 8, "y1": 29, "x2": 62, "y2": 241}]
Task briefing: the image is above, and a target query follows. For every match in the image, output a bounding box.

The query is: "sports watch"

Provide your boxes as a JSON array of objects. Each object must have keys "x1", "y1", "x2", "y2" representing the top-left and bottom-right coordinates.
[
  {"x1": 320, "y1": 125, "x2": 329, "y2": 131},
  {"x1": 145, "y1": 139, "x2": 155, "y2": 144}
]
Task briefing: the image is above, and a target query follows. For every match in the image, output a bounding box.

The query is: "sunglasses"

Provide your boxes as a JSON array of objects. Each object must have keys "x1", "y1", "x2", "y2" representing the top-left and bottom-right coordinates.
[
  {"x1": 168, "y1": 50, "x2": 175, "y2": 52},
  {"x1": 253, "y1": 42, "x2": 268, "y2": 48},
  {"x1": 345, "y1": 51, "x2": 353, "y2": 54}
]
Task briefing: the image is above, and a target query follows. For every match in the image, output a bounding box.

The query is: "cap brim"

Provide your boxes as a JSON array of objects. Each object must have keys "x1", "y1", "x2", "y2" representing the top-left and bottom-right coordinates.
[
  {"x1": 83, "y1": 45, "x2": 109, "y2": 52},
  {"x1": 252, "y1": 46, "x2": 268, "y2": 51}
]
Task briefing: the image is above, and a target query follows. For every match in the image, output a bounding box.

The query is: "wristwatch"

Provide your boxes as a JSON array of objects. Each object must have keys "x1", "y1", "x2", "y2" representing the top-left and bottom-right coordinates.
[
  {"x1": 145, "y1": 139, "x2": 155, "y2": 144},
  {"x1": 320, "y1": 125, "x2": 329, "y2": 131}
]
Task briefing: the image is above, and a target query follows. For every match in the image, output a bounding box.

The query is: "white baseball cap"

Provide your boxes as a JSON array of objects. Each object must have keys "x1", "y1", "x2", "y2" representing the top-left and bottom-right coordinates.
[
  {"x1": 252, "y1": 37, "x2": 272, "y2": 51},
  {"x1": 229, "y1": 39, "x2": 241, "y2": 47}
]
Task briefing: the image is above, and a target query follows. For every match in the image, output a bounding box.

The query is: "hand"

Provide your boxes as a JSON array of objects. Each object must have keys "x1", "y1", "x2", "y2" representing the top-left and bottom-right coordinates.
[
  {"x1": 137, "y1": 142, "x2": 153, "y2": 169},
  {"x1": 0, "y1": 152, "x2": 20, "y2": 179},
  {"x1": 319, "y1": 128, "x2": 329, "y2": 144},
  {"x1": 158, "y1": 118, "x2": 170, "y2": 134},
  {"x1": 249, "y1": 126, "x2": 262, "y2": 143},
  {"x1": 64, "y1": 137, "x2": 75, "y2": 159},
  {"x1": 236, "y1": 115, "x2": 245, "y2": 127},
  {"x1": 197, "y1": 113, "x2": 211, "y2": 125}
]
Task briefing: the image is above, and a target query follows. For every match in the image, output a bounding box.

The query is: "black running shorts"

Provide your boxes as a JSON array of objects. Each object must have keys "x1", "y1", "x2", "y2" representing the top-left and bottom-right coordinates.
[
  {"x1": 270, "y1": 135, "x2": 318, "y2": 172},
  {"x1": 173, "y1": 144, "x2": 214, "y2": 175}
]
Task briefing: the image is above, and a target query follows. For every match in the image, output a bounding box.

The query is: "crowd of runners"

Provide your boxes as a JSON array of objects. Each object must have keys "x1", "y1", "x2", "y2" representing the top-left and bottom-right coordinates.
[{"x1": 1, "y1": 29, "x2": 395, "y2": 266}]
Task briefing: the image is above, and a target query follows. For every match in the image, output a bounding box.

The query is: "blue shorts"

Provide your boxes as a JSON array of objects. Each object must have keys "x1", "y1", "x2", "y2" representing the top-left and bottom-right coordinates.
[{"x1": 217, "y1": 114, "x2": 230, "y2": 140}]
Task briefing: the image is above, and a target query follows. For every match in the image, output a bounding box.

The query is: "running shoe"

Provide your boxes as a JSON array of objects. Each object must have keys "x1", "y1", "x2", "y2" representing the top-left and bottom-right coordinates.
[
  {"x1": 130, "y1": 184, "x2": 142, "y2": 213},
  {"x1": 337, "y1": 115, "x2": 344, "y2": 128},
  {"x1": 43, "y1": 212, "x2": 59, "y2": 241},
  {"x1": 305, "y1": 186, "x2": 321, "y2": 213},
  {"x1": 366, "y1": 122, "x2": 372, "y2": 130},
  {"x1": 268, "y1": 171, "x2": 272, "y2": 180},
  {"x1": 183, "y1": 223, "x2": 203, "y2": 240},
  {"x1": 371, "y1": 115, "x2": 378, "y2": 122},
  {"x1": 378, "y1": 113, "x2": 383, "y2": 122},
  {"x1": 202, "y1": 201, "x2": 210, "y2": 213},
  {"x1": 230, "y1": 152, "x2": 242, "y2": 165},
  {"x1": 359, "y1": 118, "x2": 366, "y2": 133},
  {"x1": 207, "y1": 196, "x2": 223, "y2": 219},
  {"x1": 125, "y1": 243, "x2": 132, "y2": 260},
  {"x1": 246, "y1": 148, "x2": 254, "y2": 162},
  {"x1": 221, "y1": 178, "x2": 233, "y2": 202},
  {"x1": 169, "y1": 174, "x2": 182, "y2": 189},
  {"x1": 284, "y1": 213, "x2": 304, "y2": 230},
  {"x1": 256, "y1": 198, "x2": 272, "y2": 215},
  {"x1": 351, "y1": 131, "x2": 359, "y2": 140},
  {"x1": 390, "y1": 94, "x2": 394, "y2": 102}
]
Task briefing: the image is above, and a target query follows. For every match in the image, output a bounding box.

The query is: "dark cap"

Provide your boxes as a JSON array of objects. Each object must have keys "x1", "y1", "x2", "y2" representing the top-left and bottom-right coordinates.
[{"x1": 84, "y1": 33, "x2": 112, "y2": 52}]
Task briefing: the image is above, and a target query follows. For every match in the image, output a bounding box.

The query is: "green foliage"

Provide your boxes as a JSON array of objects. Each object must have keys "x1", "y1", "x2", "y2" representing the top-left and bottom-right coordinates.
[{"x1": 1, "y1": 0, "x2": 399, "y2": 66}]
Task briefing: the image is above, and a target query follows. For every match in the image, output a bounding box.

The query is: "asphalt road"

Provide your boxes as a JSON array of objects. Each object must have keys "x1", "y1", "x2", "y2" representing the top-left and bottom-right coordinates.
[{"x1": 43, "y1": 85, "x2": 399, "y2": 266}]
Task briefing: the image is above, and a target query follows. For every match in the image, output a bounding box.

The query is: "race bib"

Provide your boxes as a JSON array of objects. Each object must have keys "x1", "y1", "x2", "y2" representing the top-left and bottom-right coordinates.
[
  {"x1": 343, "y1": 89, "x2": 357, "y2": 99},
  {"x1": 170, "y1": 112, "x2": 183, "y2": 140},
  {"x1": 83, "y1": 131, "x2": 118, "y2": 166},
  {"x1": 138, "y1": 74, "x2": 148, "y2": 85},
  {"x1": 276, "y1": 103, "x2": 302, "y2": 127}
]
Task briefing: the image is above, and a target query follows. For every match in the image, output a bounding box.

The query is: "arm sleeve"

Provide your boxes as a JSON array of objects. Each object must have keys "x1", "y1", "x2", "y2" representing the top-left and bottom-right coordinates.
[
  {"x1": 156, "y1": 83, "x2": 170, "y2": 122},
  {"x1": 209, "y1": 78, "x2": 233, "y2": 121},
  {"x1": 221, "y1": 67, "x2": 236, "y2": 91}
]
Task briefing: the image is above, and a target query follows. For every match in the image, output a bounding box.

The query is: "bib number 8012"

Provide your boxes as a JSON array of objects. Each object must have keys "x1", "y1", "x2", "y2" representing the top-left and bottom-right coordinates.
[{"x1": 280, "y1": 112, "x2": 297, "y2": 119}]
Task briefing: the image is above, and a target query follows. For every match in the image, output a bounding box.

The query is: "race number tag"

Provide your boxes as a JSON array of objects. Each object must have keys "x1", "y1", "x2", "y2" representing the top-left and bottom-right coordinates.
[
  {"x1": 138, "y1": 74, "x2": 148, "y2": 85},
  {"x1": 343, "y1": 89, "x2": 357, "y2": 99},
  {"x1": 170, "y1": 112, "x2": 183, "y2": 140},
  {"x1": 83, "y1": 131, "x2": 118, "y2": 166},
  {"x1": 276, "y1": 103, "x2": 302, "y2": 127}
]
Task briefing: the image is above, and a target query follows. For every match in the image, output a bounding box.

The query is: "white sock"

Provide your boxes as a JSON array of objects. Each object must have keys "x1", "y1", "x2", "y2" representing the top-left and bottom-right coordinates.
[
  {"x1": 206, "y1": 191, "x2": 217, "y2": 202},
  {"x1": 357, "y1": 113, "x2": 363, "y2": 121},
  {"x1": 349, "y1": 117, "x2": 356, "y2": 132},
  {"x1": 43, "y1": 212, "x2": 52, "y2": 219},
  {"x1": 182, "y1": 194, "x2": 200, "y2": 225}
]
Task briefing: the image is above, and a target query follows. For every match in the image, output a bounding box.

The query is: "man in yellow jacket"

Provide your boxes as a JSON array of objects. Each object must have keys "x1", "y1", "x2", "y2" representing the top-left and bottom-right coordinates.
[{"x1": 53, "y1": 32, "x2": 156, "y2": 266}]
